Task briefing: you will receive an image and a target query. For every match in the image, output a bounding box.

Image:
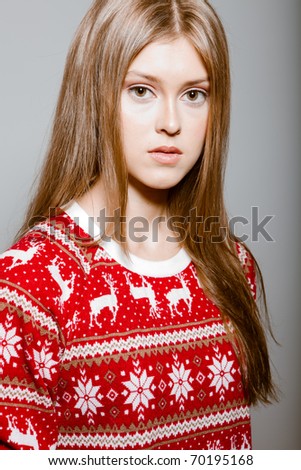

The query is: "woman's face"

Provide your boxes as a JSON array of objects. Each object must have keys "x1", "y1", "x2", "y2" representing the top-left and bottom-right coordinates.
[{"x1": 121, "y1": 36, "x2": 210, "y2": 194}]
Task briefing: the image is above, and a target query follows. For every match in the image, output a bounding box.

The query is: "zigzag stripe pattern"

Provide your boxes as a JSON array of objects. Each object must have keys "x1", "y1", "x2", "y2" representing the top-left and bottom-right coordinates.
[
  {"x1": 0, "y1": 287, "x2": 59, "y2": 335},
  {"x1": 94, "y1": 247, "x2": 113, "y2": 262},
  {"x1": 64, "y1": 322, "x2": 226, "y2": 361},
  {"x1": 0, "y1": 384, "x2": 53, "y2": 409},
  {"x1": 57, "y1": 406, "x2": 249, "y2": 449},
  {"x1": 30, "y1": 224, "x2": 91, "y2": 274}
]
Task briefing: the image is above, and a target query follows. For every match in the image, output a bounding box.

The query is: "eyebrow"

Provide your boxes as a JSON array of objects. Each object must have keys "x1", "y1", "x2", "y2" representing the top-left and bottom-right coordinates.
[{"x1": 126, "y1": 70, "x2": 210, "y2": 86}]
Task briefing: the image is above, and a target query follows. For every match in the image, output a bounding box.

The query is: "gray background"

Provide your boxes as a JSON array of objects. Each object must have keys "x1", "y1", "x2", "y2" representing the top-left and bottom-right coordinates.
[{"x1": 0, "y1": 0, "x2": 300, "y2": 449}]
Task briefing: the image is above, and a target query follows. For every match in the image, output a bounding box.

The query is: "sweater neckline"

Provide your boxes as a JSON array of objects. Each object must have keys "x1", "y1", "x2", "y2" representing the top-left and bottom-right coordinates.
[{"x1": 63, "y1": 200, "x2": 191, "y2": 277}]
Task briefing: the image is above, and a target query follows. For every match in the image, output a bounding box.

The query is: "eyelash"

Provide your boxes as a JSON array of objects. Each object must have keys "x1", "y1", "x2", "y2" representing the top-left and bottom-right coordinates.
[
  {"x1": 128, "y1": 86, "x2": 154, "y2": 100},
  {"x1": 183, "y1": 89, "x2": 208, "y2": 106},
  {"x1": 128, "y1": 86, "x2": 208, "y2": 106}
]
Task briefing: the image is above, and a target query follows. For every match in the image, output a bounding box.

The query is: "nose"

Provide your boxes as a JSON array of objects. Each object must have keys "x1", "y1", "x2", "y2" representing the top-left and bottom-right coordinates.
[{"x1": 156, "y1": 98, "x2": 181, "y2": 136}]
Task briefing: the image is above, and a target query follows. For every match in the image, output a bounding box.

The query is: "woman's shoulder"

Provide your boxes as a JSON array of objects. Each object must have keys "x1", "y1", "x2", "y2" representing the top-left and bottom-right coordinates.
[
  {"x1": 0, "y1": 228, "x2": 49, "y2": 277},
  {"x1": 0, "y1": 211, "x2": 95, "y2": 296}
]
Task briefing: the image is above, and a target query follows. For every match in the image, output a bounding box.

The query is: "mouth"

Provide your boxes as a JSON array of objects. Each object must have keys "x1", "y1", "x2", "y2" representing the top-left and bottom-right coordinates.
[
  {"x1": 149, "y1": 146, "x2": 183, "y2": 155},
  {"x1": 148, "y1": 146, "x2": 183, "y2": 165}
]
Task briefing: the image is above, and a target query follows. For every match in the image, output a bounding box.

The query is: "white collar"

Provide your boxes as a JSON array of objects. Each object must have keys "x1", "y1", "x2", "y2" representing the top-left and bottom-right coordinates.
[{"x1": 63, "y1": 200, "x2": 191, "y2": 277}]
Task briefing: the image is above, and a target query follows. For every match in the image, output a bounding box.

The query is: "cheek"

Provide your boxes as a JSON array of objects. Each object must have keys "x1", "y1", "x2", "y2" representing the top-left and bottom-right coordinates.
[
  {"x1": 121, "y1": 118, "x2": 155, "y2": 160},
  {"x1": 121, "y1": 94, "x2": 154, "y2": 124},
  {"x1": 122, "y1": 121, "x2": 143, "y2": 148},
  {"x1": 185, "y1": 115, "x2": 208, "y2": 152},
  {"x1": 183, "y1": 102, "x2": 209, "y2": 131}
]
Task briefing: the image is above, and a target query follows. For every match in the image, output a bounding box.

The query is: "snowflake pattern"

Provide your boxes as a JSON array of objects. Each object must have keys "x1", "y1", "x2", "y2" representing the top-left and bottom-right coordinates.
[
  {"x1": 0, "y1": 325, "x2": 21, "y2": 364},
  {"x1": 168, "y1": 363, "x2": 193, "y2": 401},
  {"x1": 32, "y1": 348, "x2": 58, "y2": 381},
  {"x1": 74, "y1": 379, "x2": 103, "y2": 415},
  {"x1": 123, "y1": 370, "x2": 155, "y2": 411},
  {"x1": 208, "y1": 354, "x2": 235, "y2": 393}
]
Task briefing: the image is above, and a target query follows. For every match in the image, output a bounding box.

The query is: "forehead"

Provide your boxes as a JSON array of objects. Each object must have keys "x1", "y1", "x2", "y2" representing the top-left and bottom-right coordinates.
[{"x1": 127, "y1": 37, "x2": 208, "y2": 82}]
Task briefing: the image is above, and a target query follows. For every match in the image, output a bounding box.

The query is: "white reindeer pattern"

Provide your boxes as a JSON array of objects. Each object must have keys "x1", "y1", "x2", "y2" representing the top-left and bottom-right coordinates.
[
  {"x1": 47, "y1": 256, "x2": 75, "y2": 305},
  {"x1": 206, "y1": 438, "x2": 223, "y2": 450},
  {"x1": 240, "y1": 433, "x2": 251, "y2": 449},
  {"x1": 66, "y1": 311, "x2": 80, "y2": 331},
  {"x1": 190, "y1": 264, "x2": 202, "y2": 288},
  {"x1": 0, "y1": 241, "x2": 43, "y2": 270},
  {"x1": 7, "y1": 416, "x2": 39, "y2": 449},
  {"x1": 166, "y1": 272, "x2": 192, "y2": 316},
  {"x1": 89, "y1": 273, "x2": 118, "y2": 326},
  {"x1": 124, "y1": 272, "x2": 161, "y2": 318},
  {"x1": 230, "y1": 433, "x2": 251, "y2": 449}
]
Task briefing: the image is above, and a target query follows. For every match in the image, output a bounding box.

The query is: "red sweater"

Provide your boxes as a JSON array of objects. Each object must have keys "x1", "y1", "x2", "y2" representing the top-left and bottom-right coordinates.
[{"x1": 0, "y1": 202, "x2": 255, "y2": 450}]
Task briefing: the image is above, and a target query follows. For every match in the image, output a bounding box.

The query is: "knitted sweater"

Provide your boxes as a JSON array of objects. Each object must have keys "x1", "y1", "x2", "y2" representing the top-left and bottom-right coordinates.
[{"x1": 0, "y1": 202, "x2": 256, "y2": 450}]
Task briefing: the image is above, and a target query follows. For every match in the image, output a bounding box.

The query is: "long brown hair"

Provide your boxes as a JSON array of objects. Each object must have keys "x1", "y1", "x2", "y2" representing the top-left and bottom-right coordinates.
[{"x1": 17, "y1": 0, "x2": 277, "y2": 405}]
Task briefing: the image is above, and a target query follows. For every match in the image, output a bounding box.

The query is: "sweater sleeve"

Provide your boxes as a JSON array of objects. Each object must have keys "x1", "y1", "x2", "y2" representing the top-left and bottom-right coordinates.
[
  {"x1": 0, "y1": 234, "x2": 64, "y2": 450},
  {"x1": 235, "y1": 242, "x2": 257, "y2": 301}
]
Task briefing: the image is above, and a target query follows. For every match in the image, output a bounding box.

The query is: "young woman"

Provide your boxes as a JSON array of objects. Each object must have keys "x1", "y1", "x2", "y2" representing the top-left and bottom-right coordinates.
[{"x1": 0, "y1": 0, "x2": 276, "y2": 450}]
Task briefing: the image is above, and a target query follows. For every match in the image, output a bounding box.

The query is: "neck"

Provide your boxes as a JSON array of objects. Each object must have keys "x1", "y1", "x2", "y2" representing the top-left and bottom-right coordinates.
[
  {"x1": 77, "y1": 176, "x2": 169, "y2": 221},
  {"x1": 75, "y1": 176, "x2": 181, "y2": 260},
  {"x1": 126, "y1": 177, "x2": 169, "y2": 223}
]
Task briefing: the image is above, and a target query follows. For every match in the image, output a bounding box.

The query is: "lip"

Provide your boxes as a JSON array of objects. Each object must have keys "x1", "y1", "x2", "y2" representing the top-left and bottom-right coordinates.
[
  {"x1": 149, "y1": 146, "x2": 183, "y2": 154},
  {"x1": 148, "y1": 146, "x2": 183, "y2": 165}
]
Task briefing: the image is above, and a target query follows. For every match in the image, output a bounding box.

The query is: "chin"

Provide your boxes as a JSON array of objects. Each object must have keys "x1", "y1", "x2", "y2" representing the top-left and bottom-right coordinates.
[
  {"x1": 147, "y1": 179, "x2": 182, "y2": 190},
  {"x1": 128, "y1": 173, "x2": 185, "y2": 193}
]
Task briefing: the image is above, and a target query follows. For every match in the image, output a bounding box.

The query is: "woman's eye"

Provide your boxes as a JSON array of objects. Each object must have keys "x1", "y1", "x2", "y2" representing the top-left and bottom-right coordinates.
[
  {"x1": 183, "y1": 89, "x2": 207, "y2": 105},
  {"x1": 129, "y1": 86, "x2": 153, "y2": 99}
]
